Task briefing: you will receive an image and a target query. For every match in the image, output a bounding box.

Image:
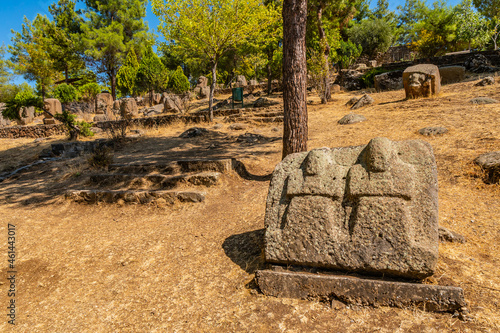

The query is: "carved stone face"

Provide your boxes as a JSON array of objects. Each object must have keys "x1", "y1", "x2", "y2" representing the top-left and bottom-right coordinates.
[{"x1": 408, "y1": 73, "x2": 432, "y2": 97}]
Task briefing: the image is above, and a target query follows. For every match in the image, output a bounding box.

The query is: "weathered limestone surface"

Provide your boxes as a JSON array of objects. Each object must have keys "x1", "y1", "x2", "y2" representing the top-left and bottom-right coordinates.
[
  {"x1": 256, "y1": 269, "x2": 466, "y2": 312},
  {"x1": 264, "y1": 137, "x2": 439, "y2": 279},
  {"x1": 403, "y1": 64, "x2": 441, "y2": 99},
  {"x1": 120, "y1": 98, "x2": 138, "y2": 119},
  {"x1": 96, "y1": 92, "x2": 113, "y2": 114},
  {"x1": 43, "y1": 98, "x2": 62, "y2": 119}
]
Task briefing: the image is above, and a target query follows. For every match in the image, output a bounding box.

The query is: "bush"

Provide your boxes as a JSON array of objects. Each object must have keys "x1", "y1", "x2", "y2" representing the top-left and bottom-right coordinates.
[
  {"x1": 55, "y1": 110, "x2": 94, "y2": 140},
  {"x1": 168, "y1": 66, "x2": 190, "y2": 93},
  {"x1": 53, "y1": 83, "x2": 80, "y2": 103},
  {"x1": 334, "y1": 40, "x2": 362, "y2": 70},
  {"x1": 1, "y1": 88, "x2": 42, "y2": 121},
  {"x1": 87, "y1": 146, "x2": 113, "y2": 169},
  {"x1": 348, "y1": 18, "x2": 394, "y2": 58},
  {"x1": 78, "y1": 82, "x2": 101, "y2": 102}
]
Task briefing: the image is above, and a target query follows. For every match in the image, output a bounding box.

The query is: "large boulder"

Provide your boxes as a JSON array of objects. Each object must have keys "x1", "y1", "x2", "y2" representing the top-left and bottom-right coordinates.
[
  {"x1": 194, "y1": 86, "x2": 210, "y2": 99},
  {"x1": 335, "y1": 69, "x2": 364, "y2": 91},
  {"x1": 249, "y1": 79, "x2": 259, "y2": 86},
  {"x1": 374, "y1": 71, "x2": 404, "y2": 92},
  {"x1": 464, "y1": 54, "x2": 497, "y2": 73},
  {"x1": 119, "y1": 98, "x2": 139, "y2": 119},
  {"x1": 197, "y1": 76, "x2": 208, "y2": 88},
  {"x1": 0, "y1": 103, "x2": 11, "y2": 127},
  {"x1": 474, "y1": 151, "x2": 500, "y2": 184},
  {"x1": 17, "y1": 106, "x2": 35, "y2": 125},
  {"x1": 96, "y1": 92, "x2": 113, "y2": 114},
  {"x1": 235, "y1": 75, "x2": 247, "y2": 87},
  {"x1": 351, "y1": 94, "x2": 374, "y2": 110},
  {"x1": 264, "y1": 137, "x2": 439, "y2": 279},
  {"x1": 163, "y1": 94, "x2": 186, "y2": 113},
  {"x1": 43, "y1": 98, "x2": 62, "y2": 118},
  {"x1": 439, "y1": 66, "x2": 465, "y2": 85},
  {"x1": 403, "y1": 64, "x2": 441, "y2": 99}
]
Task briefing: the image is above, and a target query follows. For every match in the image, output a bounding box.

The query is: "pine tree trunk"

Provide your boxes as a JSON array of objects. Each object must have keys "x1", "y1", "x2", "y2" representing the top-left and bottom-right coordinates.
[
  {"x1": 111, "y1": 70, "x2": 117, "y2": 101},
  {"x1": 282, "y1": 0, "x2": 308, "y2": 159},
  {"x1": 209, "y1": 61, "x2": 217, "y2": 122},
  {"x1": 267, "y1": 48, "x2": 273, "y2": 95},
  {"x1": 317, "y1": 6, "x2": 331, "y2": 104}
]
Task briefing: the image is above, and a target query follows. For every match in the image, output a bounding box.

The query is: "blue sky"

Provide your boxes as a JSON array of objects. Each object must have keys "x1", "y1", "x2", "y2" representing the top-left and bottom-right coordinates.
[{"x1": 1, "y1": 0, "x2": 462, "y2": 85}]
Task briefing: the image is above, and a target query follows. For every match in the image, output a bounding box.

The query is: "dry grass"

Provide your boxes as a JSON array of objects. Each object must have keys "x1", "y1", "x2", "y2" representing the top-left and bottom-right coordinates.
[{"x1": 0, "y1": 79, "x2": 498, "y2": 332}]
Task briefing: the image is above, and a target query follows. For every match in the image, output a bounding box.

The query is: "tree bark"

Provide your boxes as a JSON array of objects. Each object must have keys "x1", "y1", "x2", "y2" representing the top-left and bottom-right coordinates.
[
  {"x1": 317, "y1": 5, "x2": 331, "y2": 104},
  {"x1": 111, "y1": 69, "x2": 117, "y2": 101},
  {"x1": 282, "y1": 0, "x2": 308, "y2": 159},
  {"x1": 209, "y1": 60, "x2": 217, "y2": 122}
]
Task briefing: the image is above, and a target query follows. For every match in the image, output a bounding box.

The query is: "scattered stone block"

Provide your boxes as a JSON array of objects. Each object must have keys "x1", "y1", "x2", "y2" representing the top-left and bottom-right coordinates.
[
  {"x1": 338, "y1": 113, "x2": 366, "y2": 125},
  {"x1": 0, "y1": 103, "x2": 11, "y2": 127},
  {"x1": 474, "y1": 151, "x2": 500, "y2": 184},
  {"x1": 418, "y1": 127, "x2": 448, "y2": 136},
  {"x1": 235, "y1": 75, "x2": 247, "y2": 87},
  {"x1": 164, "y1": 94, "x2": 185, "y2": 113},
  {"x1": 351, "y1": 94, "x2": 374, "y2": 110},
  {"x1": 438, "y1": 226, "x2": 465, "y2": 243},
  {"x1": 17, "y1": 106, "x2": 35, "y2": 125},
  {"x1": 374, "y1": 71, "x2": 404, "y2": 92},
  {"x1": 345, "y1": 97, "x2": 359, "y2": 107},
  {"x1": 96, "y1": 92, "x2": 113, "y2": 114},
  {"x1": 403, "y1": 64, "x2": 441, "y2": 99},
  {"x1": 256, "y1": 269, "x2": 466, "y2": 313},
  {"x1": 470, "y1": 97, "x2": 498, "y2": 104},
  {"x1": 367, "y1": 60, "x2": 377, "y2": 68},
  {"x1": 439, "y1": 66, "x2": 465, "y2": 85},
  {"x1": 43, "y1": 98, "x2": 62, "y2": 119},
  {"x1": 197, "y1": 76, "x2": 208, "y2": 88},
  {"x1": 120, "y1": 98, "x2": 138, "y2": 119},
  {"x1": 264, "y1": 137, "x2": 439, "y2": 279},
  {"x1": 331, "y1": 84, "x2": 341, "y2": 93},
  {"x1": 44, "y1": 118, "x2": 58, "y2": 125},
  {"x1": 93, "y1": 114, "x2": 108, "y2": 122},
  {"x1": 229, "y1": 123, "x2": 248, "y2": 130},
  {"x1": 474, "y1": 76, "x2": 495, "y2": 86},
  {"x1": 179, "y1": 127, "x2": 208, "y2": 138}
]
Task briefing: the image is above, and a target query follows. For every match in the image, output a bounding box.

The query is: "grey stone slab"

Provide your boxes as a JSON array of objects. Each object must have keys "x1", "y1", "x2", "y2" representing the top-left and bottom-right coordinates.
[
  {"x1": 256, "y1": 269, "x2": 466, "y2": 313},
  {"x1": 264, "y1": 138, "x2": 438, "y2": 279}
]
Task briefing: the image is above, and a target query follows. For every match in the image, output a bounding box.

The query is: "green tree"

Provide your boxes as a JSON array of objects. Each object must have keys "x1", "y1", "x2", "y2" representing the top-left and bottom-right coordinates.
[
  {"x1": 411, "y1": 1, "x2": 458, "y2": 57},
  {"x1": 47, "y1": 0, "x2": 85, "y2": 83},
  {"x1": 53, "y1": 83, "x2": 80, "y2": 103},
  {"x1": 116, "y1": 48, "x2": 140, "y2": 97},
  {"x1": 396, "y1": 0, "x2": 428, "y2": 45},
  {"x1": 307, "y1": 0, "x2": 358, "y2": 103},
  {"x1": 168, "y1": 66, "x2": 190, "y2": 94},
  {"x1": 348, "y1": 18, "x2": 394, "y2": 57},
  {"x1": 81, "y1": 0, "x2": 152, "y2": 100},
  {"x1": 472, "y1": 0, "x2": 500, "y2": 49},
  {"x1": 152, "y1": 0, "x2": 271, "y2": 121},
  {"x1": 0, "y1": 44, "x2": 11, "y2": 86},
  {"x1": 334, "y1": 39, "x2": 362, "y2": 69},
  {"x1": 454, "y1": 0, "x2": 489, "y2": 50},
  {"x1": 2, "y1": 87, "x2": 43, "y2": 121},
  {"x1": 9, "y1": 15, "x2": 57, "y2": 101},
  {"x1": 135, "y1": 45, "x2": 168, "y2": 105}
]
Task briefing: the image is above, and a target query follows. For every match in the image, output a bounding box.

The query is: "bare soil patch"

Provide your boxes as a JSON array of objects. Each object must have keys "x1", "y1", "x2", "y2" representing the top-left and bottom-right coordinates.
[{"x1": 0, "y1": 80, "x2": 498, "y2": 332}]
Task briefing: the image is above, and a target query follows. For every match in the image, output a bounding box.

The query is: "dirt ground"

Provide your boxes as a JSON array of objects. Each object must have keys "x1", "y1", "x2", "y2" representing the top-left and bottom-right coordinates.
[{"x1": 0, "y1": 78, "x2": 499, "y2": 332}]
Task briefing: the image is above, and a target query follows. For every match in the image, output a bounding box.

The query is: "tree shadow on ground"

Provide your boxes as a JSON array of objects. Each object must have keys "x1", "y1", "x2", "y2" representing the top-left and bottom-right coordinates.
[
  {"x1": 222, "y1": 228, "x2": 266, "y2": 275},
  {"x1": 378, "y1": 99, "x2": 406, "y2": 106}
]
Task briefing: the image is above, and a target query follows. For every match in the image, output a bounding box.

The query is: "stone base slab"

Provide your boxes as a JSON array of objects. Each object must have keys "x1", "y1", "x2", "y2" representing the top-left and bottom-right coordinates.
[{"x1": 256, "y1": 269, "x2": 465, "y2": 313}]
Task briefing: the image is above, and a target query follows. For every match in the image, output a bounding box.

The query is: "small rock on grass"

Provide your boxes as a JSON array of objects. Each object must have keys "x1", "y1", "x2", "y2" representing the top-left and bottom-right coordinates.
[
  {"x1": 418, "y1": 127, "x2": 448, "y2": 136},
  {"x1": 438, "y1": 226, "x2": 465, "y2": 243},
  {"x1": 179, "y1": 127, "x2": 208, "y2": 138},
  {"x1": 474, "y1": 151, "x2": 500, "y2": 184},
  {"x1": 338, "y1": 113, "x2": 366, "y2": 125},
  {"x1": 229, "y1": 123, "x2": 248, "y2": 130},
  {"x1": 470, "y1": 97, "x2": 498, "y2": 104},
  {"x1": 474, "y1": 76, "x2": 495, "y2": 86},
  {"x1": 351, "y1": 94, "x2": 374, "y2": 110}
]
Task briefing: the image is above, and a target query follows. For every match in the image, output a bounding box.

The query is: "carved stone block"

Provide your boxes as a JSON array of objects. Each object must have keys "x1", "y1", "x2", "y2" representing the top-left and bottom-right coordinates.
[{"x1": 264, "y1": 137, "x2": 439, "y2": 279}]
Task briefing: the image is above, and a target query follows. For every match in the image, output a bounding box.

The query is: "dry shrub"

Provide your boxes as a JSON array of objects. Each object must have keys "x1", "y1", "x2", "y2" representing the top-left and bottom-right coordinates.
[{"x1": 87, "y1": 146, "x2": 113, "y2": 169}]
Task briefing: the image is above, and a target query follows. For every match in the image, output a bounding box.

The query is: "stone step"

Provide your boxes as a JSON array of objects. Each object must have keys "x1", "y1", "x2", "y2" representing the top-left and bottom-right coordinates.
[
  {"x1": 108, "y1": 159, "x2": 233, "y2": 175},
  {"x1": 66, "y1": 189, "x2": 205, "y2": 204},
  {"x1": 89, "y1": 171, "x2": 221, "y2": 189}
]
